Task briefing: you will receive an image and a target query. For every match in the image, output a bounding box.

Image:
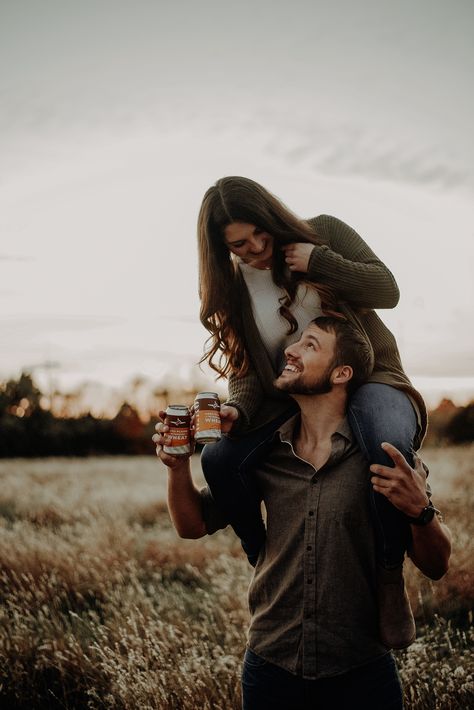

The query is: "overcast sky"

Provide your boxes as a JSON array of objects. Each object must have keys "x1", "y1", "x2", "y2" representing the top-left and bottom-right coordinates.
[{"x1": 1, "y1": 0, "x2": 473, "y2": 408}]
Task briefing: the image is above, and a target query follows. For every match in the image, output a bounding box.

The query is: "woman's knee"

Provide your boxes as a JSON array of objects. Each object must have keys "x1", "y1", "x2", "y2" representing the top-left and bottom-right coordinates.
[
  {"x1": 348, "y1": 384, "x2": 417, "y2": 464},
  {"x1": 200, "y1": 438, "x2": 235, "y2": 483}
]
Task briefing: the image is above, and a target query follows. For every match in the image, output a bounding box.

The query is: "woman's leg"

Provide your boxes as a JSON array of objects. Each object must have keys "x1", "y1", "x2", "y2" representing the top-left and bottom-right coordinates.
[
  {"x1": 347, "y1": 383, "x2": 418, "y2": 568},
  {"x1": 201, "y1": 408, "x2": 296, "y2": 565},
  {"x1": 348, "y1": 382, "x2": 419, "y2": 650}
]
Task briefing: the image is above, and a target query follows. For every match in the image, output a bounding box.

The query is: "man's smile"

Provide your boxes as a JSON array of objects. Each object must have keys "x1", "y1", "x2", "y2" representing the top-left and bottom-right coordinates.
[{"x1": 281, "y1": 362, "x2": 301, "y2": 375}]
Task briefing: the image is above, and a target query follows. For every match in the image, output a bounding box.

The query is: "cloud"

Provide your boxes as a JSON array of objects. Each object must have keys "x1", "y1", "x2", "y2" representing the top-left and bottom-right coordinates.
[
  {"x1": 258, "y1": 113, "x2": 473, "y2": 192},
  {"x1": 0, "y1": 255, "x2": 35, "y2": 262},
  {"x1": 409, "y1": 352, "x2": 474, "y2": 378},
  {"x1": 0, "y1": 315, "x2": 125, "y2": 338}
]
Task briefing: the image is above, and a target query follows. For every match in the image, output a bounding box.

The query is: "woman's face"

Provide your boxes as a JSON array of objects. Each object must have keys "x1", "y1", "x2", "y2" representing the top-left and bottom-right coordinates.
[{"x1": 223, "y1": 222, "x2": 274, "y2": 269}]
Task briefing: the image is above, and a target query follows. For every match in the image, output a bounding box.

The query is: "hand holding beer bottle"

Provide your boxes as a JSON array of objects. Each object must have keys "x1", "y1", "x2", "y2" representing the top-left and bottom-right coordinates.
[
  {"x1": 193, "y1": 392, "x2": 241, "y2": 437},
  {"x1": 153, "y1": 405, "x2": 194, "y2": 469},
  {"x1": 219, "y1": 405, "x2": 240, "y2": 434},
  {"x1": 154, "y1": 392, "x2": 237, "y2": 467}
]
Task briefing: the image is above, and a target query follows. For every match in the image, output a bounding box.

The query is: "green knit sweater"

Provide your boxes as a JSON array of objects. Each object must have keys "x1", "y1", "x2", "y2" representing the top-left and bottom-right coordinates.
[{"x1": 224, "y1": 214, "x2": 427, "y2": 448}]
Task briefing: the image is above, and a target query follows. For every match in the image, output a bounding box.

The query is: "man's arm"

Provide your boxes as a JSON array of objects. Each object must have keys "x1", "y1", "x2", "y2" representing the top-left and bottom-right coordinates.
[
  {"x1": 370, "y1": 442, "x2": 452, "y2": 580},
  {"x1": 407, "y1": 512, "x2": 452, "y2": 580},
  {"x1": 166, "y1": 457, "x2": 207, "y2": 539},
  {"x1": 153, "y1": 426, "x2": 206, "y2": 539}
]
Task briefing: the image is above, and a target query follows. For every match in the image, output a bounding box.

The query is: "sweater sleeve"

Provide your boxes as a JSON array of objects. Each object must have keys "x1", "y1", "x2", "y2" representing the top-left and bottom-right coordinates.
[
  {"x1": 305, "y1": 215, "x2": 400, "y2": 309},
  {"x1": 224, "y1": 362, "x2": 265, "y2": 431}
]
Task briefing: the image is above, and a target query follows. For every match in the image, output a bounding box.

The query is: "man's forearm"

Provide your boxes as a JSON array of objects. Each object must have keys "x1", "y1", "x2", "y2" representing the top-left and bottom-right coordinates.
[
  {"x1": 369, "y1": 444, "x2": 452, "y2": 580},
  {"x1": 408, "y1": 516, "x2": 452, "y2": 580},
  {"x1": 167, "y1": 460, "x2": 207, "y2": 539}
]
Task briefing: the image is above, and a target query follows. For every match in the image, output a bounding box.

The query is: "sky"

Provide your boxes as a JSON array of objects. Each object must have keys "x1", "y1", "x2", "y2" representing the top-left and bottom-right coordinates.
[{"x1": 1, "y1": 0, "x2": 473, "y2": 411}]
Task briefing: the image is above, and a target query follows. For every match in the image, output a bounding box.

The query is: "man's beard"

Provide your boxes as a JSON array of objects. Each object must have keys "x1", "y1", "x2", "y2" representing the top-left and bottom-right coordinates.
[{"x1": 274, "y1": 365, "x2": 334, "y2": 396}]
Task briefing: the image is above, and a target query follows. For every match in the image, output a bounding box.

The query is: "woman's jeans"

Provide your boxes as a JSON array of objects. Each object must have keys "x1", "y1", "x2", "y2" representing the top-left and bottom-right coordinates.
[
  {"x1": 241, "y1": 648, "x2": 404, "y2": 710},
  {"x1": 201, "y1": 383, "x2": 418, "y2": 568}
]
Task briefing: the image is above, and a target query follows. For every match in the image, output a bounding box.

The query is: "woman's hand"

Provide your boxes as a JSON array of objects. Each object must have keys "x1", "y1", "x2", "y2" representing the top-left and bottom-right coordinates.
[
  {"x1": 191, "y1": 402, "x2": 239, "y2": 434},
  {"x1": 220, "y1": 404, "x2": 240, "y2": 434},
  {"x1": 281, "y1": 243, "x2": 315, "y2": 273}
]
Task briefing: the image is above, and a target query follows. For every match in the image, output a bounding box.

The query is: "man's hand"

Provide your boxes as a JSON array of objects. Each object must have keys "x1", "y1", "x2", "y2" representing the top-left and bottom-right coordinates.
[
  {"x1": 220, "y1": 404, "x2": 240, "y2": 434},
  {"x1": 152, "y1": 415, "x2": 206, "y2": 539},
  {"x1": 153, "y1": 416, "x2": 194, "y2": 469},
  {"x1": 281, "y1": 243, "x2": 315, "y2": 273},
  {"x1": 370, "y1": 443, "x2": 430, "y2": 518},
  {"x1": 371, "y1": 443, "x2": 451, "y2": 580}
]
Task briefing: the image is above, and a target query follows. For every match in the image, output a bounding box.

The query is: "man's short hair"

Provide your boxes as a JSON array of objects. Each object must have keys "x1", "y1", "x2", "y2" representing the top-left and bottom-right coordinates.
[{"x1": 311, "y1": 316, "x2": 374, "y2": 395}]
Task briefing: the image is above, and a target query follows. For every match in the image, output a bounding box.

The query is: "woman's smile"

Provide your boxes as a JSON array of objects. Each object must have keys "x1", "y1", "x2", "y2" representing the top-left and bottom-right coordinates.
[{"x1": 224, "y1": 222, "x2": 274, "y2": 269}]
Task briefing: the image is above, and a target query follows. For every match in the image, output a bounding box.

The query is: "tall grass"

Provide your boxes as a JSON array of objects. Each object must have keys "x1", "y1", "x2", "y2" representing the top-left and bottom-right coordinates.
[{"x1": 0, "y1": 448, "x2": 473, "y2": 709}]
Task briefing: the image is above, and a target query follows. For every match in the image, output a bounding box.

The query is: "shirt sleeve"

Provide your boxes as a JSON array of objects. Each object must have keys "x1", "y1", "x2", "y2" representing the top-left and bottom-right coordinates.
[
  {"x1": 200, "y1": 486, "x2": 229, "y2": 535},
  {"x1": 305, "y1": 215, "x2": 400, "y2": 309}
]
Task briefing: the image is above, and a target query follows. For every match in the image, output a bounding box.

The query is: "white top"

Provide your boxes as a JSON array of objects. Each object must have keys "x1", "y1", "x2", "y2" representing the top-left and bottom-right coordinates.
[{"x1": 239, "y1": 262, "x2": 323, "y2": 370}]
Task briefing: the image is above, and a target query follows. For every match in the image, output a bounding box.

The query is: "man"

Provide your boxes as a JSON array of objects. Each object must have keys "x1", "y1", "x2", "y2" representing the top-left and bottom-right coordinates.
[{"x1": 153, "y1": 316, "x2": 451, "y2": 710}]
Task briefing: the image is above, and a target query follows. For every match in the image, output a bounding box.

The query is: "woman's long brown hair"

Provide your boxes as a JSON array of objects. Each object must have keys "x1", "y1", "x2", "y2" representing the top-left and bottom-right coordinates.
[{"x1": 197, "y1": 176, "x2": 339, "y2": 378}]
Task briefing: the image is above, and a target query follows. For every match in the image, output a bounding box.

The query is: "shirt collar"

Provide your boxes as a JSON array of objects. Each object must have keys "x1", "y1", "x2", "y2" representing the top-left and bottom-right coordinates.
[{"x1": 277, "y1": 412, "x2": 353, "y2": 446}]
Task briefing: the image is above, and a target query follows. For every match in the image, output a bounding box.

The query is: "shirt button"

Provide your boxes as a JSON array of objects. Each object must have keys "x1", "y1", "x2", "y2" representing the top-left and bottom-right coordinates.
[
  {"x1": 306, "y1": 545, "x2": 312, "y2": 551},
  {"x1": 309, "y1": 511, "x2": 314, "y2": 516}
]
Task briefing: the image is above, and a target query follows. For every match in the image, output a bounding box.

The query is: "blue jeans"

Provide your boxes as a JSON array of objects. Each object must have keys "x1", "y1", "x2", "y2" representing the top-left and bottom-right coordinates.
[
  {"x1": 201, "y1": 384, "x2": 417, "y2": 567},
  {"x1": 348, "y1": 383, "x2": 417, "y2": 566},
  {"x1": 241, "y1": 649, "x2": 404, "y2": 710}
]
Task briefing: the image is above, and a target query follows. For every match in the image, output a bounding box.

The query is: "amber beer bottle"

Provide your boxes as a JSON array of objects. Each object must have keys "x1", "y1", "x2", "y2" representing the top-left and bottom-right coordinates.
[
  {"x1": 163, "y1": 405, "x2": 192, "y2": 456},
  {"x1": 194, "y1": 392, "x2": 222, "y2": 443}
]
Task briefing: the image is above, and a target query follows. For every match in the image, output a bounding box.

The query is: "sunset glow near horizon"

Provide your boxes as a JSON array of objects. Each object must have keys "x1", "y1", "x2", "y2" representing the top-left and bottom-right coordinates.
[{"x1": 1, "y1": 0, "x2": 473, "y2": 413}]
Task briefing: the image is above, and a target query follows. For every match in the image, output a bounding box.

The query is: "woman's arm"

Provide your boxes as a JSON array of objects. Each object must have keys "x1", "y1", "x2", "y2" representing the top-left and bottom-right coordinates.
[
  {"x1": 298, "y1": 215, "x2": 400, "y2": 309},
  {"x1": 224, "y1": 362, "x2": 265, "y2": 432}
]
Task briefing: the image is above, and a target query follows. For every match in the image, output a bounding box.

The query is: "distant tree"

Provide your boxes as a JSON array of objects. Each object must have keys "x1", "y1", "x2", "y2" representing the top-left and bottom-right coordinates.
[
  {"x1": 151, "y1": 387, "x2": 169, "y2": 417},
  {"x1": 113, "y1": 403, "x2": 151, "y2": 454},
  {"x1": 445, "y1": 402, "x2": 474, "y2": 443},
  {"x1": 423, "y1": 399, "x2": 459, "y2": 446},
  {"x1": 0, "y1": 375, "x2": 155, "y2": 457},
  {"x1": 0, "y1": 372, "x2": 42, "y2": 417}
]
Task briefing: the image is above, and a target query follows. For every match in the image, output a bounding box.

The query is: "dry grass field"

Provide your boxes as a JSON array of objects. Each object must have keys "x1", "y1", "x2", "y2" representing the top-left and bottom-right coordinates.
[{"x1": 0, "y1": 447, "x2": 473, "y2": 709}]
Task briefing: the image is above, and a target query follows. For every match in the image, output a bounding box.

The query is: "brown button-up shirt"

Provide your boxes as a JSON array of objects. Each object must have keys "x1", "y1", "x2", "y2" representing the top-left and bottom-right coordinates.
[{"x1": 201, "y1": 414, "x2": 387, "y2": 680}]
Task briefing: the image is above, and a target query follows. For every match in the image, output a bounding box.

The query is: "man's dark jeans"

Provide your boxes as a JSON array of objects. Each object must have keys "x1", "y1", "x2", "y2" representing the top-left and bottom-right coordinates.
[{"x1": 242, "y1": 649, "x2": 404, "y2": 710}]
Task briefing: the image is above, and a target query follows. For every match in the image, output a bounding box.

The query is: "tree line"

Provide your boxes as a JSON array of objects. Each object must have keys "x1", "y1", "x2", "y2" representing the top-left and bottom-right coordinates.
[
  {"x1": 0, "y1": 374, "x2": 157, "y2": 457},
  {"x1": 0, "y1": 373, "x2": 472, "y2": 458}
]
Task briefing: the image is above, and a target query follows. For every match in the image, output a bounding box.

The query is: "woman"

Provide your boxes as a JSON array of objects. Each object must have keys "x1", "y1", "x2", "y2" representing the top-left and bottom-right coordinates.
[{"x1": 197, "y1": 176, "x2": 427, "y2": 648}]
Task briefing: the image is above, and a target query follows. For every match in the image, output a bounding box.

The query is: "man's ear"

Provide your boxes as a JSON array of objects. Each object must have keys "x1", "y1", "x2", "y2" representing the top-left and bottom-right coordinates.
[{"x1": 331, "y1": 365, "x2": 353, "y2": 385}]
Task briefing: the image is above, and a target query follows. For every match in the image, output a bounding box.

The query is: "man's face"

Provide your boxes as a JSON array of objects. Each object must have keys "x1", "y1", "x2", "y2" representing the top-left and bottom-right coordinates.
[{"x1": 274, "y1": 324, "x2": 337, "y2": 395}]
